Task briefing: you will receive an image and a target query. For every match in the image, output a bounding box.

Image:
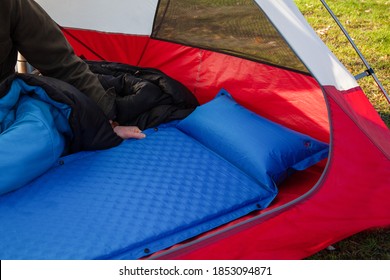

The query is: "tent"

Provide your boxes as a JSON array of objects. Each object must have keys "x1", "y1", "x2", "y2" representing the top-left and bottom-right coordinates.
[{"x1": 4, "y1": 0, "x2": 389, "y2": 259}]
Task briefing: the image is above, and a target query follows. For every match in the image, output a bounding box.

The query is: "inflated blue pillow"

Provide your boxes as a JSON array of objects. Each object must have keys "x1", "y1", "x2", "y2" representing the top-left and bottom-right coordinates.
[{"x1": 177, "y1": 90, "x2": 329, "y2": 191}]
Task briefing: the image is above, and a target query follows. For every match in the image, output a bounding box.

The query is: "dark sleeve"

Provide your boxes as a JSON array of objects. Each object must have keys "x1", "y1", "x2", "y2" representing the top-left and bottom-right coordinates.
[{"x1": 10, "y1": 0, "x2": 116, "y2": 119}]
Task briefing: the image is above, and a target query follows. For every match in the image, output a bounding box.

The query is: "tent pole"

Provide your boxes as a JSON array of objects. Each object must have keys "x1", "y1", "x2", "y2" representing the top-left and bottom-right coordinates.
[{"x1": 320, "y1": 0, "x2": 390, "y2": 103}]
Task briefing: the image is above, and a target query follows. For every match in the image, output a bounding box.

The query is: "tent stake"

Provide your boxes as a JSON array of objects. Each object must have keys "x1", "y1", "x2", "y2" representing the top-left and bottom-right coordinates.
[{"x1": 320, "y1": 0, "x2": 390, "y2": 103}]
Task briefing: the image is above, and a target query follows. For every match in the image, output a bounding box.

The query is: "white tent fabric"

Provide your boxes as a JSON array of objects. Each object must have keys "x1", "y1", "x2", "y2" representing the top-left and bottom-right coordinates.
[
  {"x1": 36, "y1": 0, "x2": 358, "y2": 91},
  {"x1": 36, "y1": 0, "x2": 159, "y2": 35}
]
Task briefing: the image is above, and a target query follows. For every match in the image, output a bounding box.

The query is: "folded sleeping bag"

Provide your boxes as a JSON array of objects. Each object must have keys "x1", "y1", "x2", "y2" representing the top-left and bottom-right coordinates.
[
  {"x1": 0, "y1": 89, "x2": 329, "y2": 260},
  {"x1": 87, "y1": 60, "x2": 199, "y2": 130}
]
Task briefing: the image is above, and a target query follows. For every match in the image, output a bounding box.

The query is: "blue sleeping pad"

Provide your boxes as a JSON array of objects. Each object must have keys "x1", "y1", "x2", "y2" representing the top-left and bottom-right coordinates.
[{"x1": 0, "y1": 124, "x2": 276, "y2": 259}]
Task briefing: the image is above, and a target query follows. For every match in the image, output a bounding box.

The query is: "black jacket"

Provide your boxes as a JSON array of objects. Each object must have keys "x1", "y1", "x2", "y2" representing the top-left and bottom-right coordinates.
[{"x1": 87, "y1": 61, "x2": 199, "y2": 130}]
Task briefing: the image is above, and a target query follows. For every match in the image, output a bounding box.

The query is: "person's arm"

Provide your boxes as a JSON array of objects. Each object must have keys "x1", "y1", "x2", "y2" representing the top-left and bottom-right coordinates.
[
  {"x1": 10, "y1": 0, "x2": 116, "y2": 119},
  {"x1": 7, "y1": 0, "x2": 145, "y2": 140}
]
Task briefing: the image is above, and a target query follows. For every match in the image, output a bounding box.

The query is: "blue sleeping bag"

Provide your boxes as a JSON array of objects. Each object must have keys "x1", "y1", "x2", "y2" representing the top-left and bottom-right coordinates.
[
  {"x1": 0, "y1": 73, "x2": 123, "y2": 195},
  {"x1": 0, "y1": 79, "x2": 71, "y2": 194}
]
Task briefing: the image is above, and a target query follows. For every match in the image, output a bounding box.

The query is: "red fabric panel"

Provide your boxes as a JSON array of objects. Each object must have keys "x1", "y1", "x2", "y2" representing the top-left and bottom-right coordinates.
[
  {"x1": 139, "y1": 41, "x2": 203, "y2": 101},
  {"x1": 62, "y1": 28, "x2": 150, "y2": 65},
  {"x1": 153, "y1": 87, "x2": 390, "y2": 260},
  {"x1": 324, "y1": 86, "x2": 390, "y2": 158},
  {"x1": 64, "y1": 31, "x2": 329, "y2": 141},
  {"x1": 140, "y1": 39, "x2": 330, "y2": 142}
]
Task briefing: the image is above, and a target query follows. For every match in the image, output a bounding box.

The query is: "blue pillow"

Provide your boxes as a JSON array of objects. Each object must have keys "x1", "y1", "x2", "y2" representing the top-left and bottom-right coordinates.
[{"x1": 177, "y1": 90, "x2": 329, "y2": 191}]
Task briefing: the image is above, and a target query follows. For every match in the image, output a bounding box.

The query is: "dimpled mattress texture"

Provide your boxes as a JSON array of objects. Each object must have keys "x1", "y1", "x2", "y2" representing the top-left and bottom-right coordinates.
[{"x1": 0, "y1": 123, "x2": 276, "y2": 259}]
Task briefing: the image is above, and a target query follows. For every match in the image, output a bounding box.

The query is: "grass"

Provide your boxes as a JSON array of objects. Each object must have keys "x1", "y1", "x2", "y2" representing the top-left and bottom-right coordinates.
[
  {"x1": 294, "y1": 0, "x2": 390, "y2": 259},
  {"x1": 308, "y1": 228, "x2": 390, "y2": 260},
  {"x1": 295, "y1": 0, "x2": 390, "y2": 125}
]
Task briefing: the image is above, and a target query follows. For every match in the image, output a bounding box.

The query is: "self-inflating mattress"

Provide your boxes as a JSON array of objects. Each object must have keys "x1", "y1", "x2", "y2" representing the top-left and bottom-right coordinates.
[{"x1": 0, "y1": 123, "x2": 277, "y2": 260}]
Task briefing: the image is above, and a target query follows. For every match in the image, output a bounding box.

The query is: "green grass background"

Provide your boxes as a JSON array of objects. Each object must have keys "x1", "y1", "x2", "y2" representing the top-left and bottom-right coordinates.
[
  {"x1": 295, "y1": 0, "x2": 389, "y2": 125},
  {"x1": 294, "y1": 0, "x2": 389, "y2": 259}
]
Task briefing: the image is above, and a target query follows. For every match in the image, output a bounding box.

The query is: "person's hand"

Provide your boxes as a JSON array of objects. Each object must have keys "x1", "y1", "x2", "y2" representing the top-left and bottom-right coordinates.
[{"x1": 110, "y1": 121, "x2": 146, "y2": 139}]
